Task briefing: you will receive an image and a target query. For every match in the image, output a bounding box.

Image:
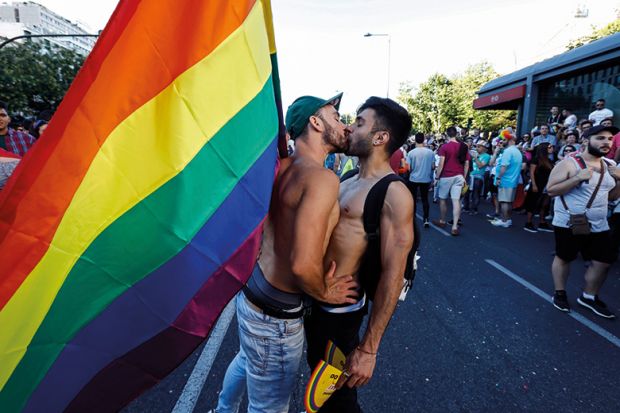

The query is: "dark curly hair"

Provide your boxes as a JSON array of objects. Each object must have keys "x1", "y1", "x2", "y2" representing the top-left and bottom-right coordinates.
[{"x1": 358, "y1": 97, "x2": 412, "y2": 155}]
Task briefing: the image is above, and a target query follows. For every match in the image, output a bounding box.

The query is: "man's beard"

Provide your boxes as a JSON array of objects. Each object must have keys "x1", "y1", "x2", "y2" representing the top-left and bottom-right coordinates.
[
  {"x1": 322, "y1": 122, "x2": 348, "y2": 152},
  {"x1": 588, "y1": 142, "x2": 609, "y2": 158},
  {"x1": 346, "y1": 132, "x2": 373, "y2": 157}
]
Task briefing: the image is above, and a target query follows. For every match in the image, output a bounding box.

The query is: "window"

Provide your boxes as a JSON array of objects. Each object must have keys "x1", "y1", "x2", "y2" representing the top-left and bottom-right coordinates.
[{"x1": 535, "y1": 62, "x2": 620, "y2": 126}]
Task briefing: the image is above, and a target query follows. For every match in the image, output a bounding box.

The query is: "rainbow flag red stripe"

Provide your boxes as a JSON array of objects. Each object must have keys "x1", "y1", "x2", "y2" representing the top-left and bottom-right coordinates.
[{"x1": 0, "y1": 0, "x2": 283, "y2": 411}]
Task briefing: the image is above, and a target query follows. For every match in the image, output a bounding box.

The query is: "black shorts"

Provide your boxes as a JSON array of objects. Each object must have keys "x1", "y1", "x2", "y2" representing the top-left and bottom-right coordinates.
[{"x1": 554, "y1": 227, "x2": 617, "y2": 264}]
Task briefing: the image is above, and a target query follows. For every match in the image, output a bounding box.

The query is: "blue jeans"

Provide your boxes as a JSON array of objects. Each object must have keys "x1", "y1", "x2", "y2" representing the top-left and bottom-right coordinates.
[{"x1": 216, "y1": 293, "x2": 304, "y2": 413}]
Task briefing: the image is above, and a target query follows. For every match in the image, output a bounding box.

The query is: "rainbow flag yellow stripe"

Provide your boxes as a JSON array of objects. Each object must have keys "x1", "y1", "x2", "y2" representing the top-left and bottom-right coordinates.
[{"x1": 0, "y1": 0, "x2": 283, "y2": 411}]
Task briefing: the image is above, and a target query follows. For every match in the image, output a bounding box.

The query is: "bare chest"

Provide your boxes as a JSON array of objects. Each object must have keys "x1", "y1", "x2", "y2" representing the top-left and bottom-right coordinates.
[{"x1": 339, "y1": 180, "x2": 375, "y2": 222}]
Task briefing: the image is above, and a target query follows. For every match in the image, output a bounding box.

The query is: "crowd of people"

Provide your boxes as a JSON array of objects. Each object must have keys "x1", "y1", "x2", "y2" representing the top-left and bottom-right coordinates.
[
  {"x1": 3, "y1": 90, "x2": 619, "y2": 411},
  {"x1": 0, "y1": 101, "x2": 48, "y2": 189},
  {"x1": 323, "y1": 99, "x2": 620, "y2": 324}
]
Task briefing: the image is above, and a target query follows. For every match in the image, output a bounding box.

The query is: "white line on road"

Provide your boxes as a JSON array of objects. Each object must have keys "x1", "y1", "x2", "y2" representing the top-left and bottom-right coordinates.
[
  {"x1": 172, "y1": 298, "x2": 236, "y2": 413},
  {"x1": 485, "y1": 259, "x2": 620, "y2": 349},
  {"x1": 416, "y1": 213, "x2": 450, "y2": 237}
]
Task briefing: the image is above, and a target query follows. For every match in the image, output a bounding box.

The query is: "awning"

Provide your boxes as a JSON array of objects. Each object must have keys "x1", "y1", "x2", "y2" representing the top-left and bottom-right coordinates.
[{"x1": 473, "y1": 85, "x2": 526, "y2": 110}]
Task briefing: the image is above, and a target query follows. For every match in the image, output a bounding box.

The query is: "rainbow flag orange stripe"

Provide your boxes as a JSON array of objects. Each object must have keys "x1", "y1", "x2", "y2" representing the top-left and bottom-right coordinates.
[{"x1": 0, "y1": 0, "x2": 283, "y2": 411}]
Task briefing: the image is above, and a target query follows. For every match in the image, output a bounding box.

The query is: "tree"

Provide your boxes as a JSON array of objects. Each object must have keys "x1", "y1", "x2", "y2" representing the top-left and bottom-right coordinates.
[
  {"x1": 0, "y1": 41, "x2": 84, "y2": 116},
  {"x1": 566, "y1": 18, "x2": 620, "y2": 50},
  {"x1": 451, "y1": 62, "x2": 516, "y2": 131},
  {"x1": 398, "y1": 74, "x2": 456, "y2": 133},
  {"x1": 398, "y1": 62, "x2": 516, "y2": 133}
]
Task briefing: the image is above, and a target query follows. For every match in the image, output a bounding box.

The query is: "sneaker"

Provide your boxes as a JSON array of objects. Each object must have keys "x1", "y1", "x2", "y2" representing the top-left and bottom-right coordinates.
[
  {"x1": 491, "y1": 218, "x2": 512, "y2": 228},
  {"x1": 423, "y1": 219, "x2": 430, "y2": 228},
  {"x1": 486, "y1": 213, "x2": 499, "y2": 220},
  {"x1": 545, "y1": 214, "x2": 553, "y2": 221},
  {"x1": 537, "y1": 222, "x2": 554, "y2": 233},
  {"x1": 552, "y1": 291, "x2": 570, "y2": 312},
  {"x1": 523, "y1": 223, "x2": 538, "y2": 233},
  {"x1": 577, "y1": 294, "x2": 616, "y2": 319}
]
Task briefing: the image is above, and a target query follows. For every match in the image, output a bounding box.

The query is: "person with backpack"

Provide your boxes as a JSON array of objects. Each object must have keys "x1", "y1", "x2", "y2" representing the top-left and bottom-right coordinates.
[
  {"x1": 214, "y1": 93, "x2": 358, "y2": 413},
  {"x1": 547, "y1": 125, "x2": 620, "y2": 319},
  {"x1": 433, "y1": 126, "x2": 470, "y2": 235},
  {"x1": 304, "y1": 97, "x2": 415, "y2": 413}
]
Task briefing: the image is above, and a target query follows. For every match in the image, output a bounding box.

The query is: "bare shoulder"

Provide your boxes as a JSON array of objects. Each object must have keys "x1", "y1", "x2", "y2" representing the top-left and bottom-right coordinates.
[
  {"x1": 384, "y1": 180, "x2": 413, "y2": 215},
  {"x1": 552, "y1": 158, "x2": 576, "y2": 173},
  {"x1": 313, "y1": 165, "x2": 340, "y2": 184},
  {"x1": 305, "y1": 165, "x2": 339, "y2": 188}
]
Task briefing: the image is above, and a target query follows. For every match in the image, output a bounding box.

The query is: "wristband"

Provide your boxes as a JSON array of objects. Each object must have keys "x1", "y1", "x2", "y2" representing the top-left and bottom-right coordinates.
[{"x1": 357, "y1": 346, "x2": 377, "y2": 356}]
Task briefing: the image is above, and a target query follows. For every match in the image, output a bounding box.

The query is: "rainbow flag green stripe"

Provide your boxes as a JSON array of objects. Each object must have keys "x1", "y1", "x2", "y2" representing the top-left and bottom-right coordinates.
[
  {"x1": 0, "y1": 0, "x2": 283, "y2": 410},
  {"x1": 0, "y1": 78, "x2": 277, "y2": 412}
]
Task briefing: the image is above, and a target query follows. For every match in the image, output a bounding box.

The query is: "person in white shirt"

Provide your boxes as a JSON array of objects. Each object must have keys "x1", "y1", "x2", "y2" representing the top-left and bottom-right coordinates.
[
  {"x1": 562, "y1": 109, "x2": 577, "y2": 129},
  {"x1": 588, "y1": 99, "x2": 614, "y2": 126}
]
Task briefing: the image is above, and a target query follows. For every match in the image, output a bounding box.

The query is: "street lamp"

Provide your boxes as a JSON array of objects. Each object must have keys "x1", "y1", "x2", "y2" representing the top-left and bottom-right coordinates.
[
  {"x1": 363, "y1": 32, "x2": 391, "y2": 98},
  {"x1": 0, "y1": 33, "x2": 99, "y2": 50}
]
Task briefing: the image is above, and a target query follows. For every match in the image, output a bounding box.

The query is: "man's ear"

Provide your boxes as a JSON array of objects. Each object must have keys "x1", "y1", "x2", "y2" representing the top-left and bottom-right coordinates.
[
  {"x1": 373, "y1": 130, "x2": 389, "y2": 146},
  {"x1": 308, "y1": 114, "x2": 324, "y2": 134}
]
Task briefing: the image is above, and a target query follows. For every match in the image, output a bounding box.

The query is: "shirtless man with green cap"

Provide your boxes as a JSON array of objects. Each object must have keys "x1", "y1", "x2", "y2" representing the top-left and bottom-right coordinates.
[{"x1": 215, "y1": 93, "x2": 358, "y2": 413}]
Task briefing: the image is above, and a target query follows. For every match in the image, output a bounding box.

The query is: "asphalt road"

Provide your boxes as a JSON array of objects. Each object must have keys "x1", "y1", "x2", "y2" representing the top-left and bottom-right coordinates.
[{"x1": 123, "y1": 200, "x2": 620, "y2": 413}]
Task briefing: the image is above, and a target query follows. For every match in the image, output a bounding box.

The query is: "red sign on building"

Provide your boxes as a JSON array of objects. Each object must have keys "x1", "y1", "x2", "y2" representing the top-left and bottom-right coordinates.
[{"x1": 473, "y1": 85, "x2": 526, "y2": 109}]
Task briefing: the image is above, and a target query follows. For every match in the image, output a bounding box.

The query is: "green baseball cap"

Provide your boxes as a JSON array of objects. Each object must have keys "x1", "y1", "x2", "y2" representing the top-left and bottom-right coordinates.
[{"x1": 285, "y1": 92, "x2": 343, "y2": 139}]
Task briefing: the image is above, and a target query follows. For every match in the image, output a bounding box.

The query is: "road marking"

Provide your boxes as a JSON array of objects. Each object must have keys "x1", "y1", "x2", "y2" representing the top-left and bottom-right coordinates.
[
  {"x1": 485, "y1": 259, "x2": 620, "y2": 349},
  {"x1": 416, "y1": 213, "x2": 450, "y2": 237},
  {"x1": 172, "y1": 298, "x2": 236, "y2": 413}
]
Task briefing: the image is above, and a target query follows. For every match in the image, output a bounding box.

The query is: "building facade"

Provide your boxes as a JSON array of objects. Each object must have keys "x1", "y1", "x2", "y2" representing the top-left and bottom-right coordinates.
[
  {"x1": 0, "y1": 1, "x2": 96, "y2": 55},
  {"x1": 474, "y1": 32, "x2": 620, "y2": 136}
]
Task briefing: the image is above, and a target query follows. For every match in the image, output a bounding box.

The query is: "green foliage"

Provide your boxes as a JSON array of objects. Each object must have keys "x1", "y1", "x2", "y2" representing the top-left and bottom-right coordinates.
[
  {"x1": 340, "y1": 112, "x2": 355, "y2": 125},
  {"x1": 397, "y1": 62, "x2": 516, "y2": 133},
  {"x1": 0, "y1": 41, "x2": 84, "y2": 116},
  {"x1": 398, "y1": 74, "x2": 454, "y2": 133},
  {"x1": 566, "y1": 18, "x2": 620, "y2": 50}
]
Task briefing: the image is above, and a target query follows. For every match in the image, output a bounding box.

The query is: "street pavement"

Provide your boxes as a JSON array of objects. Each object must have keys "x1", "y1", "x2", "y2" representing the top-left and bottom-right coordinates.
[{"x1": 124, "y1": 200, "x2": 620, "y2": 413}]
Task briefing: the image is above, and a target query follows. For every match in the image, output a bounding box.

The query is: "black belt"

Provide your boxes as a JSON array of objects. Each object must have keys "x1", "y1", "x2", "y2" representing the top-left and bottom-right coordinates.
[{"x1": 242, "y1": 287, "x2": 306, "y2": 319}]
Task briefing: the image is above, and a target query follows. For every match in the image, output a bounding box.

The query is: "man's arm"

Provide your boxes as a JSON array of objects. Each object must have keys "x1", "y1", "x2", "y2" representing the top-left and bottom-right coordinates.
[
  {"x1": 291, "y1": 169, "x2": 357, "y2": 304},
  {"x1": 496, "y1": 165, "x2": 507, "y2": 186},
  {"x1": 407, "y1": 153, "x2": 415, "y2": 172},
  {"x1": 609, "y1": 181, "x2": 620, "y2": 201},
  {"x1": 614, "y1": 141, "x2": 620, "y2": 164},
  {"x1": 342, "y1": 182, "x2": 414, "y2": 388},
  {"x1": 489, "y1": 147, "x2": 500, "y2": 166},
  {"x1": 529, "y1": 163, "x2": 538, "y2": 192},
  {"x1": 435, "y1": 156, "x2": 445, "y2": 180},
  {"x1": 474, "y1": 155, "x2": 488, "y2": 169},
  {"x1": 606, "y1": 162, "x2": 620, "y2": 200},
  {"x1": 546, "y1": 159, "x2": 591, "y2": 197},
  {"x1": 463, "y1": 151, "x2": 472, "y2": 177}
]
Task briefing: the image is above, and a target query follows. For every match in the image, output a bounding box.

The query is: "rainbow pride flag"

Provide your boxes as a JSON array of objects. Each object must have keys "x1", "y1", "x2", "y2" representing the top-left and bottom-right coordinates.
[{"x1": 0, "y1": 0, "x2": 284, "y2": 411}]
